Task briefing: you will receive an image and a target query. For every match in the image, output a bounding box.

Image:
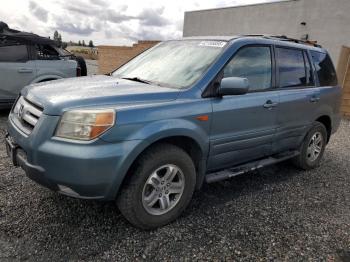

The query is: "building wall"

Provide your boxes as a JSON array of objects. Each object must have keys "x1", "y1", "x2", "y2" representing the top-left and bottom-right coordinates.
[
  {"x1": 98, "y1": 41, "x2": 160, "y2": 74},
  {"x1": 183, "y1": 0, "x2": 350, "y2": 65},
  {"x1": 337, "y1": 46, "x2": 350, "y2": 118}
]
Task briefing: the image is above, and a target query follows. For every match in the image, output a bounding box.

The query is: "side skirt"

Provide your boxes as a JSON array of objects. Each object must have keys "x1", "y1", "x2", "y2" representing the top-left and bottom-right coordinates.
[{"x1": 205, "y1": 150, "x2": 300, "y2": 184}]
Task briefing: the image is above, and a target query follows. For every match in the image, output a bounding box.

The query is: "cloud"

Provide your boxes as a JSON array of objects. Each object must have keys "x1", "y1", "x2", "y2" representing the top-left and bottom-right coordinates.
[
  {"x1": 104, "y1": 10, "x2": 136, "y2": 24},
  {"x1": 28, "y1": 1, "x2": 48, "y2": 22},
  {"x1": 89, "y1": 0, "x2": 109, "y2": 7},
  {"x1": 64, "y1": 4, "x2": 95, "y2": 16},
  {"x1": 62, "y1": 2, "x2": 135, "y2": 24},
  {"x1": 138, "y1": 8, "x2": 170, "y2": 27},
  {"x1": 116, "y1": 23, "x2": 180, "y2": 42},
  {"x1": 2, "y1": 0, "x2": 282, "y2": 45},
  {"x1": 56, "y1": 21, "x2": 95, "y2": 36}
]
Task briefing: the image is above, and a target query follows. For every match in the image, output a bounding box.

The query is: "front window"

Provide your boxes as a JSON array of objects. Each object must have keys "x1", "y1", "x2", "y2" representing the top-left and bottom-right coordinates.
[
  {"x1": 223, "y1": 46, "x2": 272, "y2": 91},
  {"x1": 112, "y1": 40, "x2": 227, "y2": 89}
]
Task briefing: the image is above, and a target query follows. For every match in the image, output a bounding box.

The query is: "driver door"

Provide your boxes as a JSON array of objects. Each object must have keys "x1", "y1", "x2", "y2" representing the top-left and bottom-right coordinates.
[{"x1": 208, "y1": 45, "x2": 279, "y2": 171}]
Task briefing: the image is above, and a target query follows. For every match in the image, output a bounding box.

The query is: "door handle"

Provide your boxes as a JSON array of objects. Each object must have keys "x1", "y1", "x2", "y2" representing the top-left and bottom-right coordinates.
[
  {"x1": 18, "y1": 68, "x2": 33, "y2": 73},
  {"x1": 309, "y1": 96, "x2": 320, "y2": 103},
  {"x1": 263, "y1": 100, "x2": 278, "y2": 109}
]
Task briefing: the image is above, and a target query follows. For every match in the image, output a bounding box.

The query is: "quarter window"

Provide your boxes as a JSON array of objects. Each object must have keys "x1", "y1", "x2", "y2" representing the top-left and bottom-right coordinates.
[
  {"x1": 223, "y1": 46, "x2": 272, "y2": 91},
  {"x1": 36, "y1": 44, "x2": 59, "y2": 60},
  {"x1": 277, "y1": 48, "x2": 307, "y2": 88},
  {"x1": 310, "y1": 51, "x2": 337, "y2": 86},
  {"x1": 0, "y1": 45, "x2": 28, "y2": 62}
]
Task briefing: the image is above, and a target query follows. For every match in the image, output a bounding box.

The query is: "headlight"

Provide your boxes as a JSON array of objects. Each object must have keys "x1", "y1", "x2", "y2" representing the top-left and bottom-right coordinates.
[{"x1": 55, "y1": 109, "x2": 115, "y2": 141}]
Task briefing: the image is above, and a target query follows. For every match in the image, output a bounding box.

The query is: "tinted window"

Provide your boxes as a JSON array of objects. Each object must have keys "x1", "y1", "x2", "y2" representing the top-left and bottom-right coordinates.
[
  {"x1": 0, "y1": 45, "x2": 28, "y2": 62},
  {"x1": 36, "y1": 44, "x2": 59, "y2": 60},
  {"x1": 304, "y1": 52, "x2": 315, "y2": 86},
  {"x1": 277, "y1": 48, "x2": 307, "y2": 88},
  {"x1": 223, "y1": 46, "x2": 272, "y2": 91},
  {"x1": 310, "y1": 51, "x2": 337, "y2": 86}
]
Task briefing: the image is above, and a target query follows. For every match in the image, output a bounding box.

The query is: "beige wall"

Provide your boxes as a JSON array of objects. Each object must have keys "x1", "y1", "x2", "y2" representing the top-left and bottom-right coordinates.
[
  {"x1": 183, "y1": 0, "x2": 350, "y2": 65},
  {"x1": 98, "y1": 41, "x2": 160, "y2": 74},
  {"x1": 337, "y1": 46, "x2": 350, "y2": 118}
]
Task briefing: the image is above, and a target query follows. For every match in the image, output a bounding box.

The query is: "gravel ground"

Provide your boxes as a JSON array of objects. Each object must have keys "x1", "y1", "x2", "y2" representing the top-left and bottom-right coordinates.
[{"x1": 0, "y1": 110, "x2": 349, "y2": 261}]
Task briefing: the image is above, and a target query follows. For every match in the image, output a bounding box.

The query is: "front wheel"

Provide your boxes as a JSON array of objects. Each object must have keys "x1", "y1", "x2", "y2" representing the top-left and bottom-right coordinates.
[
  {"x1": 293, "y1": 122, "x2": 327, "y2": 170},
  {"x1": 117, "y1": 144, "x2": 196, "y2": 229}
]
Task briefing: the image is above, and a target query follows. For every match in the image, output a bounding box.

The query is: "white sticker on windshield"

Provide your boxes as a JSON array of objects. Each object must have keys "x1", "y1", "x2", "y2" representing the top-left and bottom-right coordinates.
[{"x1": 199, "y1": 41, "x2": 226, "y2": 48}]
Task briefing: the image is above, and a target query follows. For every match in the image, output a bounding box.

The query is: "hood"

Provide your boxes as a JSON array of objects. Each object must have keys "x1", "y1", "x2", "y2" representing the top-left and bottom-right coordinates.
[{"x1": 22, "y1": 75, "x2": 180, "y2": 115}]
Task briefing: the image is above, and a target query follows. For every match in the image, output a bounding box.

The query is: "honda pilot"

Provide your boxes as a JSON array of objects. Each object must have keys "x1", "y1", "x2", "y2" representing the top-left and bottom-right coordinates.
[{"x1": 6, "y1": 36, "x2": 341, "y2": 229}]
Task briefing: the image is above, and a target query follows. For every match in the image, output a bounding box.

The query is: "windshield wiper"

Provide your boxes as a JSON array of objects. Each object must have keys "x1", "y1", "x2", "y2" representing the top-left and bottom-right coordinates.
[{"x1": 121, "y1": 77, "x2": 152, "y2": 85}]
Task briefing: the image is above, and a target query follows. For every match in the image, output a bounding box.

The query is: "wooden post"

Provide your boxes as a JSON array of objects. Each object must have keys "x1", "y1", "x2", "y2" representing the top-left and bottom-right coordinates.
[{"x1": 337, "y1": 46, "x2": 350, "y2": 119}]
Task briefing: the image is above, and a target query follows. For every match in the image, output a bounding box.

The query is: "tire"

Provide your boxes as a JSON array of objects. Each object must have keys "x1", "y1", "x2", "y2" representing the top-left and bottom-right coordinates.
[
  {"x1": 117, "y1": 143, "x2": 196, "y2": 229},
  {"x1": 293, "y1": 122, "x2": 328, "y2": 170},
  {"x1": 75, "y1": 56, "x2": 87, "y2": 76}
]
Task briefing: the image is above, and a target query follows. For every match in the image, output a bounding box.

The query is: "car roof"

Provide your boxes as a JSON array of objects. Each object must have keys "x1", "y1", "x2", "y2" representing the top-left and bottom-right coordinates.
[{"x1": 182, "y1": 35, "x2": 327, "y2": 53}]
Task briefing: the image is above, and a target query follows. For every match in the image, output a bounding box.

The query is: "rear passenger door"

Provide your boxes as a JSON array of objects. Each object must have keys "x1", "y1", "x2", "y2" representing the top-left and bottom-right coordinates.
[
  {"x1": 0, "y1": 44, "x2": 37, "y2": 103},
  {"x1": 273, "y1": 47, "x2": 320, "y2": 153}
]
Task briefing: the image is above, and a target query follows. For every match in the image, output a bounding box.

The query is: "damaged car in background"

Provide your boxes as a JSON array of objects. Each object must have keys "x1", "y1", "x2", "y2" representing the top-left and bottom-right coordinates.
[{"x1": 0, "y1": 22, "x2": 87, "y2": 108}]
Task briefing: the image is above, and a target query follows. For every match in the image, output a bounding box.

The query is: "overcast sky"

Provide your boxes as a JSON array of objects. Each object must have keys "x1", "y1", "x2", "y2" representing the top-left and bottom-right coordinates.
[{"x1": 1, "y1": 0, "x2": 281, "y2": 46}]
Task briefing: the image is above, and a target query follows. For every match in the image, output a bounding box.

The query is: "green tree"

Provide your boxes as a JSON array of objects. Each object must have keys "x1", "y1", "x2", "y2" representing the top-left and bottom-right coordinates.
[
  {"x1": 82, "y1": 40, "x2": 86, "y2": 47},
  {"x1": 53, "y1": 30, "x2": 63, "y2": 47},
  {"x1": 57, "y1": 34, "x2": 62, "y2": 47},
  {"x1": 78, "y1": 40, "x2": 81, "y2": 46},
  {"x1": 53, "y1": 30, "x2": 59, "y2": 41},
  {"x1": 88, "y1": 40, "x2": 94, "y2": 47}
]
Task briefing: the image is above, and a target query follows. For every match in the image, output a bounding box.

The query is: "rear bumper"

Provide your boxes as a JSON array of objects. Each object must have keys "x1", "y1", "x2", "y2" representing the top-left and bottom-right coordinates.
[{"x1": 6, "y1": 114, "x2": 143, "y2": 200}]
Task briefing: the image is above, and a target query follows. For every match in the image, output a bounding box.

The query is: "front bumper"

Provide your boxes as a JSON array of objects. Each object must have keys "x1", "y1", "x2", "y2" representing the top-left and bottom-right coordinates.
[
  {"x1": 6, "y1": 134, "x2": 57, "y2": 191},
  {"x1": 6, "y1": 113, "x2": 142, "y2": 200}
]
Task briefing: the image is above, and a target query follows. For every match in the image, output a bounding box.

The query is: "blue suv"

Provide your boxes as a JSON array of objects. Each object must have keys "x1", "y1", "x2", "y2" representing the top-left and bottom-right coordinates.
[{"x1": 6, "y1": 36, "x2": 341, "y2": 229}]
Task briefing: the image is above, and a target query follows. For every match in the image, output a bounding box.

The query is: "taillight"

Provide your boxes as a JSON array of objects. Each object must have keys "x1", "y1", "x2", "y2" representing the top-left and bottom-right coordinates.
[{"x1": 76, "y1": 67, "x2": 81, "y2": 77}]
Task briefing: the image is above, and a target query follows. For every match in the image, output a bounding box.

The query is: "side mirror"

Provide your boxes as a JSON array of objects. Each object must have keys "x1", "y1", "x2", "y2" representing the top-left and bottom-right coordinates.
[{"x1": 218, "y1": 77, "x2": 249, "y2": 96}]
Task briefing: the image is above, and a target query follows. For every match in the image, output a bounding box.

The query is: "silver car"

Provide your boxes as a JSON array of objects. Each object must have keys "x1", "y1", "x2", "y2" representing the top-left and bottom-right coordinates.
[{"x1": 0, "y1": 22, "x2": 86, "y2": 108}]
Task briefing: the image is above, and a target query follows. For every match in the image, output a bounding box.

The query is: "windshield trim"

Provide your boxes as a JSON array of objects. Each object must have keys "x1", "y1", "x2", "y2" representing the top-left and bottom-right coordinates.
[{"x1": 112, "y1": 39, "x2": 229, "y2": 90}]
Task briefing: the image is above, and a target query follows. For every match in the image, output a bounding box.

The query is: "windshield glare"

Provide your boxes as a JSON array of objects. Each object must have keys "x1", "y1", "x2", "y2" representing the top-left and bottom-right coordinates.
[{"x1": 112, "y1": 40, "x2": 227, "y2": 88}]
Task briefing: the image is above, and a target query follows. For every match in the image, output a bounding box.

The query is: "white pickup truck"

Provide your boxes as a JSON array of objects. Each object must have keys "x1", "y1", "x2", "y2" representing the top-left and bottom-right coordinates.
[{"x1": 0, "y1": 22, "x2": 86, "y2": 108}]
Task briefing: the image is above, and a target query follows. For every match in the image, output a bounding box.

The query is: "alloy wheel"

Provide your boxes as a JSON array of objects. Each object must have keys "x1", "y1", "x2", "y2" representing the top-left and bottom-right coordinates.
[{"x1": 142, "y1": 164, "x2": 185, "y2": 216}]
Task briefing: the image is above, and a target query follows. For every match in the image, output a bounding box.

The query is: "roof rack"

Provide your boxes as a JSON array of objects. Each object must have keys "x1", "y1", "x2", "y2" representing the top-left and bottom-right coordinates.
[{"x1": 241, "y1": 34, "x2": 322, "y2": 48}]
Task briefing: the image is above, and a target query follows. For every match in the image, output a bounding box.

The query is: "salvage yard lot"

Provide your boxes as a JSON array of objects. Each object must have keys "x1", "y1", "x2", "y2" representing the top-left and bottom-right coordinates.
[{"x1": 0, "y1": 110, "x2": 349, "y2": 261}]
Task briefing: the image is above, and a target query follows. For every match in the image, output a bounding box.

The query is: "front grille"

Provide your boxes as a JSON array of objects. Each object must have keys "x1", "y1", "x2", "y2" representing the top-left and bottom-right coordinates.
[{"x1": 10, "y1": 96, "x2": 43, "y2": 135}]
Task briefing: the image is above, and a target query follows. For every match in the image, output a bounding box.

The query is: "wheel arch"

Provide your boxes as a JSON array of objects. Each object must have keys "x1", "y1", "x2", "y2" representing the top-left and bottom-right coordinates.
[
  {"x1": 315, "y1": 115, "x2": 332, "y2": 142},
  {"x1": 31, "y1": 75, "x2": 63, "y2": 84},
  {"x1": 111, "y1": 134, "x2": 207, "y2": 199}
]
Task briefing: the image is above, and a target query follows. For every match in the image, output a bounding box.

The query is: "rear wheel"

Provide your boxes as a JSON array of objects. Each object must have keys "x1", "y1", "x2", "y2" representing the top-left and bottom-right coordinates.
[
  {"x1": 117, "y1": 144, "x2": 196, "y2": 229},
  {"x1": 293, "y1": 122, "x2": 327, "y2": 170}
]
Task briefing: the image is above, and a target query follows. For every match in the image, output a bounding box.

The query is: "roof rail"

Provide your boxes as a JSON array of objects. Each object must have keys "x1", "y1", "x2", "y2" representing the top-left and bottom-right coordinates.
[{"x1": 241, "y1": 34, "x2": 322, "y2": 48}]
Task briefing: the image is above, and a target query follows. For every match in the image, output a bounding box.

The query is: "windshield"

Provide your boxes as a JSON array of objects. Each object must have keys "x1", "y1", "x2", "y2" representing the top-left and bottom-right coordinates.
[{"x1": 112, "y1": 40, "x2": 227, "y2": 88}]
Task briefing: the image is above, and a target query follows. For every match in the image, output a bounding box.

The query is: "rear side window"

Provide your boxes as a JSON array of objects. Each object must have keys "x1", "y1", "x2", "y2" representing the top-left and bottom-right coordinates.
[
  {"x1": 0, "y1": 45, "x2": 28, "y2": 62},
  {"x1": 277, "y1": 48, "x2": 308, "y2": 88},
  {"x1": 223, "y1": 46, "x2": 272, "y2": 91},
  {"x1": 310, "y1": 51, "x2": 337, "y2": 86},
  {"x1": 36, "y1": 44, "x2": 59, "y2": 60}
]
